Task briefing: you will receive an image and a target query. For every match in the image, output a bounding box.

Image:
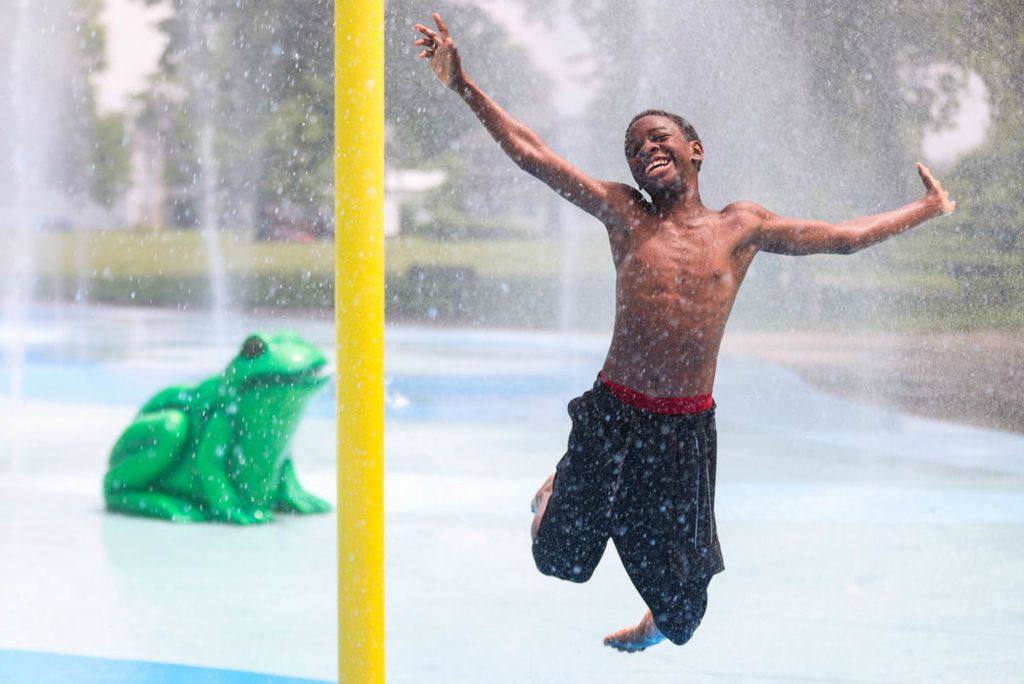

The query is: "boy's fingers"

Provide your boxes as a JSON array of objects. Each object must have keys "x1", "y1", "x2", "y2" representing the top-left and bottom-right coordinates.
[
  {"x1": 433, "y1": 12, "x2": 450, "y2": 38},
  {"x1": 916, "y1": 162, "x2": 936, "y2": 190},
  {"x1": 414, "y1": 24, "x2": 441, "y2": 42},
  {"x1": 916, "y1": 162, "x2": 956, "y2": 213}
]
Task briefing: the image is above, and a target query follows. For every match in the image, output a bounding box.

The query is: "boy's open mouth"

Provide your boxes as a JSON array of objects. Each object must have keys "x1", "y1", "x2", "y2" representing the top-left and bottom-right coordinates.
[{"x1": 645, "y1": 156, "x2": 672, "y2": 176}]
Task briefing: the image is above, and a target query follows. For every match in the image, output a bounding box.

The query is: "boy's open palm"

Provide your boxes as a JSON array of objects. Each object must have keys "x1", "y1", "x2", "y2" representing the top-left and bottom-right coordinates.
[{"x1": 415, "y1": 13, "x2": 464, "y2": 91}]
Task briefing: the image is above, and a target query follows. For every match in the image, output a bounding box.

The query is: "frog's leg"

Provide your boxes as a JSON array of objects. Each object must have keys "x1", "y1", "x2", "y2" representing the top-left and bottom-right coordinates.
[
  {"x1": 193, "y1": 412, "x2": 272, "y2": 525},
  {"x1": 106, "y1": 492, "x2": 209, "y2": 522},
  {"x1": 104, "y1": 410, "x2": 208, "y2": 522},
  {"x1": 273, "y1": 456, "x2": 332, "y2": 514}
]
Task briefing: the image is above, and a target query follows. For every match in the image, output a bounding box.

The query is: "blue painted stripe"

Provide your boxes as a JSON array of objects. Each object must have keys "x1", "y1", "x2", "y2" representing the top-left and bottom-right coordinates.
[{"x1": 0, "y1": 650, "x2": 332, "y2": 684}]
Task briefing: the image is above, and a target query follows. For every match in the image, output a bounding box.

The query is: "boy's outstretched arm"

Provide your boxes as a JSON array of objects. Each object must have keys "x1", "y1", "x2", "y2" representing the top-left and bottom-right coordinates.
[
  {"x1": 414, "y1": 13, "x2": 633, "y2": 223},
  {"x1": 738, "y1": 163, "x2": 956, "y2": 255}
]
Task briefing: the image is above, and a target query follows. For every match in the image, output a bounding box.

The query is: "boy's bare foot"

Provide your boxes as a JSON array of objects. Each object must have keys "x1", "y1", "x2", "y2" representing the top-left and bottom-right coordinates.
[
  {"x1": 530, "y1": 472, "x2": 556, "y2": 539},
  {"x1": 603, "y1": 610, "x2": 666, "y2": 652},
  {"x1": 531, "y1": 472, "x2": 555, "y2": 514}
]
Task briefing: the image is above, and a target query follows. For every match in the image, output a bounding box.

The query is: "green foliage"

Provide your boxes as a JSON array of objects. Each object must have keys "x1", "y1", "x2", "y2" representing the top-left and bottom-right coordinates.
[
  {"x1": 258, "y1": 73, "x2": 333, "y2": 235},
  {"x1": 900, "y1": 0, "x2": 1024, "y2": 328},
  {"x1": 127, "y1": 1, "x2": 556, "y2": 243},
  {"x1": 382, "y1": 0, "x2": 560, "y2": 243},
  {"x1": 90, "y1": 111, "x2": 132, "y2": 206},
  {"x1": 133, "y1": 0, "x2": 333, "y2": 235},
  {"x1": 69, "y1": 0, "x2": 134, "y2": 206},
  {"x1": 384, "y1": 0, "x2": 555, "y2": 165},
  {"x1": 74, "y1": 0, "x2": 107, "y2": 71},
  {"x1": 0, "y1": 0, "x2": 132, "y2": 208},
  {"x1": 774, "y1": 0, "x2": 1024, "y2": 294}
]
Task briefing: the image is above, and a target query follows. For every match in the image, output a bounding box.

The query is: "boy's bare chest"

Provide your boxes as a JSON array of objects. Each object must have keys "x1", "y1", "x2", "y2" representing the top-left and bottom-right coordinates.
[{"x1": 617, "y1": 222, "x2": 736, "y2": 291}]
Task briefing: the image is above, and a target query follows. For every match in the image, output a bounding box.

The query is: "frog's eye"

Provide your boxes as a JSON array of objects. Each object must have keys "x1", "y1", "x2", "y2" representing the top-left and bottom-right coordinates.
[{"x1": 241, "y1": 336, "x2": 267, "y2": 359}]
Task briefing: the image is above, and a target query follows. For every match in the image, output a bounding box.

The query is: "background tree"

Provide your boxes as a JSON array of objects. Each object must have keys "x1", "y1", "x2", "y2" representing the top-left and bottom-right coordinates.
[
  {"x1": 912, "y1": 0, "x2": 1023, "y2": 323},
  {"x1": 383, "y1": 0, "x2": 558, "y2": 239},
  {"x1": 134, "y1": 0, "x2": 333, "y2": 237},
  {"x1": 74, "y1": 0, "x2": 133, "y2": 207},
  {"x1": 0, "y1": 0, "x2": 130, "y2": 213}
]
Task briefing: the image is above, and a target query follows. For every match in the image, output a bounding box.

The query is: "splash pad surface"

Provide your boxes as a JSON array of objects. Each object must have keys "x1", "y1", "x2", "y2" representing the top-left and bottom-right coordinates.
[{"x1": 2, "y1": 305, "x2": 1023, "y2": 682}]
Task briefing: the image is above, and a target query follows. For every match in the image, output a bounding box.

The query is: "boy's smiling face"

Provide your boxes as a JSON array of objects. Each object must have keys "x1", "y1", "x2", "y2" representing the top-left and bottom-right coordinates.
[{"x1": 625, "y1": 115, "x2": 703, "y2": 194}]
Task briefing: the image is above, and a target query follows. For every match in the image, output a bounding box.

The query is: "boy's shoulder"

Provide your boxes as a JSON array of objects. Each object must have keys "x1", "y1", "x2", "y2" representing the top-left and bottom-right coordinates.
[
  {"x1": 593, "y1": 182, "x2": 652, "y2": 226},
  {"x1": 719, "y1": 201, "x2": 771, "y2": 232},
  {"x1": 721, "y1": 200, "x2": 768, "y2": 218},
  {"x1": 604, "y1": 181, "x2": 647, "y2": 206}
]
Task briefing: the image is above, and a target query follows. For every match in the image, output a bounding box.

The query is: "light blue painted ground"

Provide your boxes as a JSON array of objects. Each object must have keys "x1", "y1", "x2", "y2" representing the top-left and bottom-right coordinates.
[
  {"x1": 0, "y1": 650, "x2": 329, "y2": 684},
  {"x1": 1, "y1": 305, "x2": 1023, "y2": 682}
]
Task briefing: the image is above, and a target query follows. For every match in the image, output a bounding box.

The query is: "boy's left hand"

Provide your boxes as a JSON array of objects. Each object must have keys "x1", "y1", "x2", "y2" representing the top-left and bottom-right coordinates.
[{"x1": 917, "y1": 162, "x2": 956, "y2": 215}]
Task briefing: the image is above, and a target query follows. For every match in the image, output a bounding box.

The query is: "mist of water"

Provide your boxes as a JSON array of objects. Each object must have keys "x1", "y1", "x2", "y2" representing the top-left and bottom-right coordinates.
[
  {"x1": 185, "y1": 0, "x2": 231, "y2": 345},
  {"x1": 0, "y1": 0, "x2": 46, "y2": 401},
  {"x1": 0, "y1": 0, "x2": 73, "y2": 474}
]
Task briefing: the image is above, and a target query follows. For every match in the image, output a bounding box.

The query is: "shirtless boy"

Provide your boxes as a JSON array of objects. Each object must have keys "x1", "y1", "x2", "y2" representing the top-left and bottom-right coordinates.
[{"x1": 414, "y1": 12, "x2": 956, "y2": 652}]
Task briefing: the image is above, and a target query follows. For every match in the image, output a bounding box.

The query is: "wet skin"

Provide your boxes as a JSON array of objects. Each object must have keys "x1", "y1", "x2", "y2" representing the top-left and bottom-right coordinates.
[
  {"x1": 606, "y1": 117, "x2": 753, "y2": 395},
  {"x1": 577, "y1": 113, "x2": 952, "y2": 397}
]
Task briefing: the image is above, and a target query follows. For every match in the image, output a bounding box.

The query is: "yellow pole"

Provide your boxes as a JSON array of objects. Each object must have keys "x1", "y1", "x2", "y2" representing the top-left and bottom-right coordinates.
[{"x1": 335, "y1": 1, "x2": 385, "y2": 682}]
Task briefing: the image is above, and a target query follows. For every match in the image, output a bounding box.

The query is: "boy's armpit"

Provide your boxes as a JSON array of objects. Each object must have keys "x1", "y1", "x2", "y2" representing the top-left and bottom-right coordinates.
[
  {"x1": 752, "y1": 209, "x2": 855, "y2": 256},
  {"x1": 721, "y1": 201, "x2": 773, "y2": 249}
]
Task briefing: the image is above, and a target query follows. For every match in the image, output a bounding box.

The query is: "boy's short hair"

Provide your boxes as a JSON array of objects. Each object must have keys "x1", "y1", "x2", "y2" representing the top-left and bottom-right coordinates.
[{"x1": 626, "y1": 109, "x2": 702, "y2": 172}]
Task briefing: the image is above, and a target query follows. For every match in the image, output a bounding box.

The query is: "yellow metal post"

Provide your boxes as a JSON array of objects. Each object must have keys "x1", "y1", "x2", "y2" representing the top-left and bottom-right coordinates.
[{"x1": 335, "y1": 1, "x2": 385, "y2": 682}]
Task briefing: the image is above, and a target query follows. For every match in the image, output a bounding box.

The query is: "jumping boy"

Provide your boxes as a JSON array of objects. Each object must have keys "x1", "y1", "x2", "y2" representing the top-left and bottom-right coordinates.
[{"x1": 414, "y1": 12, "x2": 956, "y2": 652}]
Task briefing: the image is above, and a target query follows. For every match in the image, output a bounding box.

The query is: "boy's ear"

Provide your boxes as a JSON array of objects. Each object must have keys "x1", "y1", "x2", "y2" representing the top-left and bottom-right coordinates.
[{"x1": 690, "y1": 140, "x2": 704, "y2": 162}]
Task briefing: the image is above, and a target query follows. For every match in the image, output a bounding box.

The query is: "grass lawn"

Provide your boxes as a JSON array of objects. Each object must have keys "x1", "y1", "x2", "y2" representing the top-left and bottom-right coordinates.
[
  {"x1": 24, "y1": 228, "x2": 1021, "y2": 329},
  {"x1": 31, "y1": 230, "x2": 611, "y2": 279},
  {"x1": 33, "y1": 229, "x2": 334, "y2": 279}
]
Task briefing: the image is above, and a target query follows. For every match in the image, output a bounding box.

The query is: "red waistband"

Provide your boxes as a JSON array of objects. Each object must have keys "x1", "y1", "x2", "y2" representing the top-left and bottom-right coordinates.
[{"x1": 599, "y1": 372, "x2": 713, "y2": 415}]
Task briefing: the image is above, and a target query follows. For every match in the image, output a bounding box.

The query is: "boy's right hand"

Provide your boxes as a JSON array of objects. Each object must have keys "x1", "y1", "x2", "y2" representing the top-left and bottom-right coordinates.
[{"x1": 415, "y1": 13, "x2": 466, "y2": 92}]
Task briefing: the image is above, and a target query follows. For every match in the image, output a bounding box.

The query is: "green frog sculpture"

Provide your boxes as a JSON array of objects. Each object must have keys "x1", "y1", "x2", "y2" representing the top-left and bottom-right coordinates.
[{"x1": 104, "y1": 331, "x2": 332, "y2": 524}]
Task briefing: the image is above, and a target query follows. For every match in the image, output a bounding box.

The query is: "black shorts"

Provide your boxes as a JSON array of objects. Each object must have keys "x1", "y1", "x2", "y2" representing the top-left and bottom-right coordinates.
[{"x1": 533, "y1": 379, "x2": 724, "y2": 645}]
